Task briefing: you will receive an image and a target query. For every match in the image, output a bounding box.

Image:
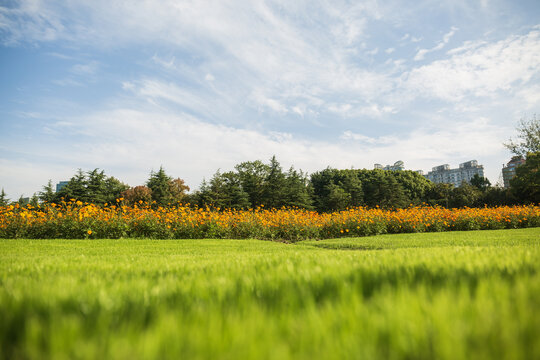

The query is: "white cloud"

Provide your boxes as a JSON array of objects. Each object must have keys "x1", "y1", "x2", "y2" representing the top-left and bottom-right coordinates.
[
  {"x1": 366, "y1": 47, "x2": 379, "y2": 56},
  {"x1": 406, "y1": 29, "x2": 540, "y2": 101},
  {"x1": 52, "y1": 78, "x2": 84, "y2": 87},
  {"x1": 0, "y1": 108, "x2": 509, "y2": 198},
  {"x1": 70, "y1": 61, "x2": 100, "y2": 75},
  {"x1": 121, "y1": 81, "x2": 135, "y2": 90},
  {"x1": 414, "y1": 27, "x2": 458, "y2": 61},
  {"x1": 0, "y1": 1, "x2": 394, "y2": 116},
  {"x1": 122, "y1": 79, "x2": 224, "y2": 118},
  {"x1": 340, "y1": 131, "x2": 396, "y2": 145},
  {"x1": 0, "y1": 2, "x2": 66, "y2": 45},
  {"x1": 151, "y1": 54, "x2": 176, "y2": 70},
  {"x1": 1, "y1": 1, "x2": 539, "y2": 199}
]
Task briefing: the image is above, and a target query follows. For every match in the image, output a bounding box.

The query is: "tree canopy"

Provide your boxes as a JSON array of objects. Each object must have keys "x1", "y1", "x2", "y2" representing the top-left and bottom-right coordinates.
[
  {"x1": 55, "y1": 169, "x2": 129, "y2": 204},
  {"x1": 504, "y1": 114, "x2": 540, "y2": 157},
  {"x1": 146, "y1": 167, "x2": 190, "y2": 206},
  {"x1": 510, "y1": 151, "x2": 540, "y2": 204}
]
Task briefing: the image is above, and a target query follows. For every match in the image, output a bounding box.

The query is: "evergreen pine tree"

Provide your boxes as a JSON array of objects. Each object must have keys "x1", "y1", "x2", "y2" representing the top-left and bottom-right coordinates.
[
  {"x1": 283, "y1": 167, "x2": 313, "y2": 209},
  {"x1": 104, "y1": 177, "x2": 130, "y2": 204},
  {"x1": 235, "y1": 160, "x2": 268, "y2": 208},
  {"x1": 86, "y1": 169, "x2": 107, "y2": 204},
  {"x1": 30, "y1": 193, "x2": 39, "y2": 207},
  {"x1": 262, "y1": 156, "x2": 287, "y2": 208},
  {"x1": 221, "y1": 171, "x2": 250, "y2": 209},
  {"x1": 57, "y1": 169, "x2": 87, "y2": 201},
  {"x1": 0, "y1": 188, "x2": 9, "y2": 206},
  {"x1": 147, "y1": 166, "x2": 173, "y2": 206},
  {"x1": 39, "y1": 180, "x2": 56, "y2": 203}
]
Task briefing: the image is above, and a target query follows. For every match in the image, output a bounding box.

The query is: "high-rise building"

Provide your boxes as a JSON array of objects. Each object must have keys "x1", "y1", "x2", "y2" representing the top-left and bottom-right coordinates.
[
  {"x1": 502, "y1": 156, "x2": 525, "y2": 188},
  {"x1": 56, "y1": 181, "x2": 69, "y2": 192},
  {"x1": 374, "y1": 160, "x2": 405, "y2": 171},
  {"x1": 424, "y1": 160, "x2": 484, "y2": 187}
]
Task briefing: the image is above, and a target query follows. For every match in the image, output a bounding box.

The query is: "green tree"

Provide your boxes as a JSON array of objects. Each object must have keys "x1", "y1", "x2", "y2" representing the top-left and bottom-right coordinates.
[
  {"x1": 204, "y1": 170, "x2": 228, "y2": 208},
  {"x1": 0, "y1": 188, "x2": 9, "y2": 206},
  {"x1": 449, "y1": 183, "x2": 482, "y2": 208},
  {"x1": 86, "y1": 169, "x2": 108, "y2": 204},
  {"x1": 29, "y1": 194, "x2": 39, "y2": 207},
  {"x1": 310, "y1": 168, "x2": 339, "y2": 211},
  {"x1": 510, "y1": 151, "x2": 540, "y2": 204},
  {"x1": 56, "y1": 169, "x2": 87, "y2": 201},
  {"x1": 262, "y1": 156, "x2": 287, "y2": 208},
  {"x1": 425, "y1": 183, "x2": 453, "y2": 208},
  {"x1": 147, "y1": 167, "x2": 173, "y2": 206},
  {"x1": 220, "y1": 171, "x2": 250, "y2": 209},
  {"x1": 53, "y1": 169, "x2": 129, "y2": 204},
  {"x1": 104, "y1": 177, "x2": 130, "y2": 204},
  {"x1": 39, "y1": 180, "x2": 56, "y2": 203},
  {"x1": 235, "y1": 160, "x2": 269, "y2": 207},
  {"x1": 18, "y1": 195, "x2": 28, "y2": 206},
  {"x1": 504, "y1": 114, "x2": 540, "y2": 157},
  {"x1": 470, "y1": 174, "x2": 491, "y2": 192},
  {"x1": 310, "y1": 168, "x2": 363, "y2": 211},
  {"x1": 324, "y1": 182, "x2": 351, "y2": 211},
  {"x1": 393, "y1": 171, "x2": 433, "y2": 205},
  {"x1": 191, "y1": 179, "x2": 213, "y2": 207},
  {"x1": 283, "y1": 167, "x2": 313, "y2": 209},
  {"x1": 193, "y1": 170, "x2": 249, "y2": 209},
  {"x1": 480, "y1": 187, "x2": 515, "y2": 207},
  {"x1": 362, "y1": 170, "x2": 408, "y2": 208}
]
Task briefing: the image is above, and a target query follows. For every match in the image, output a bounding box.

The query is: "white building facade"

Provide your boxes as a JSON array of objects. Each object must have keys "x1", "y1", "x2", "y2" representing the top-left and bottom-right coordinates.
[
  {"x1": 424, "y1": 160, "x2": 484, "y2": 187},
  {"x1": 374, "y1": 160, "x2": 405, "y2": 171}
]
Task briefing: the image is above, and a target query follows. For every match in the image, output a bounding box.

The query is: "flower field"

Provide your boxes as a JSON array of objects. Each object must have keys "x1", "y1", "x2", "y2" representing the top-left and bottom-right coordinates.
[{"x1": 1, "y1": 200, "x2": 539, "y2": 240}]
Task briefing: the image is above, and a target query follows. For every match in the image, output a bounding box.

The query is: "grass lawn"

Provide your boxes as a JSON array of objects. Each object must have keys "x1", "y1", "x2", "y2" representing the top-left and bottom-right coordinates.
[{"x1": 1, "y1": 228, "x2": 539, "y2": 359}]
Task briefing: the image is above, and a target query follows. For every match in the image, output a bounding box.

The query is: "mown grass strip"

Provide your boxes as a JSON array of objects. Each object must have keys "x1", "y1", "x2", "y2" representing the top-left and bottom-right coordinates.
[{"x1": 1, "y1": 228, "x2": 539, "y2": 359}]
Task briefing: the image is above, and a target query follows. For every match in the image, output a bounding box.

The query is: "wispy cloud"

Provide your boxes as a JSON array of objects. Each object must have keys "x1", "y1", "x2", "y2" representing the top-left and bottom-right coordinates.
[
  {"x1": 406, "y1": 29, "x2": 540, "y2": 101},
  {"x1": 1, "y1": 1, "x2": 539, "y2": 199},
  {"x1": 1, "y1": 107, "x2": 508, "y2": 198},
  {"x1": 414, "y1": 27, "x2": 458, "y2": 61},
  {"x1": 70, "y1": 61, "x2": 100, "y2": 75}
]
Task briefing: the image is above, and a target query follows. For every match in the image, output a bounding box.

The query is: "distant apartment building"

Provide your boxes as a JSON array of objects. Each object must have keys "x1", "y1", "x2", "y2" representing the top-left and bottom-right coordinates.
[
  {"x1": 502, "y1": 156, "x2": 525, "y2": 188},
  {"x1": 424, "y1": 160, "x2": 484, "y2": 187},
  {"x1": 374, "y1": 160, "x2": 405, "y2": 171},
  {"x1": 56, "y1": 181, "x2": 69, "y2": 192}
]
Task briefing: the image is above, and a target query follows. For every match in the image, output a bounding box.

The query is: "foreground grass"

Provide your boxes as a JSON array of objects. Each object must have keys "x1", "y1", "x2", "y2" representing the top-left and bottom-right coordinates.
[{"x1": 1, "y1": 228, "x2": 539, "y2": 359}]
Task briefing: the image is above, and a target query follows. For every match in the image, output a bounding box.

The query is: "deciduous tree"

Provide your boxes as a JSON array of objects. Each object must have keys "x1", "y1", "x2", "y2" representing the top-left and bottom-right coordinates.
[
  {"x1": 504, "y1": 114, "x2": 540, "y2": 157},
  {"x1": 510, "y1": 151, "x2": 540, "y2": 204},
  {"x1": 121, "y1": 186, "x2": 153, "y2": 205}
]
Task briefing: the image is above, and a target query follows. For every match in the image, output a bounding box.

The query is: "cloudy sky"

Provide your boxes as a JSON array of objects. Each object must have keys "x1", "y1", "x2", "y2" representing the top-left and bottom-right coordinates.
[{"x1": 1, "y1": 0, "x2": 539, "y2": 199}]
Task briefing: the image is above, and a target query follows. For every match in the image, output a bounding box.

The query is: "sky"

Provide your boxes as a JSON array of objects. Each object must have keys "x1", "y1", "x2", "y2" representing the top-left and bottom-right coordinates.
[{"x1": 1, "y1": 0, "x2": 539, "y2": 199}]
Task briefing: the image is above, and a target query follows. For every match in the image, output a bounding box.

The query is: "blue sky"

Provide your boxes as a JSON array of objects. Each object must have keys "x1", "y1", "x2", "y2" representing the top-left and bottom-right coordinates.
[{"x1": 1, "y1": 0, "x2": 539, "y2": 199}]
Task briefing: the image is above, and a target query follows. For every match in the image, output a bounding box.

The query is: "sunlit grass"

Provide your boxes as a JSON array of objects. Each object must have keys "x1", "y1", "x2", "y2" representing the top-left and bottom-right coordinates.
[{"x1": 1, "y1": 228, "x2": 539, "y2": 359}]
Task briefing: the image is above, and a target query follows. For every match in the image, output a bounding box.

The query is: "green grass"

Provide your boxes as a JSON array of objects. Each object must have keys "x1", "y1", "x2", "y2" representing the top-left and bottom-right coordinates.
[{"x1": 1, "y1": 228, "x2": 539, "y2": 359}]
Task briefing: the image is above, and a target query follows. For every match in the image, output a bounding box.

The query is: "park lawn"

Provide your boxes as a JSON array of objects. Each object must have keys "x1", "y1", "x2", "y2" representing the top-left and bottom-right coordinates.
[{"x1": 1, "y1": 228, "x2": 539, "y2": 359}]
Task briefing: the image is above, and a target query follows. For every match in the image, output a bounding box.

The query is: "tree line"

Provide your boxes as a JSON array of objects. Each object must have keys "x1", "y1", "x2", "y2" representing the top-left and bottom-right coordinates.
[
  {"x1": 0, "y1": 153, "x2": 536, "y2": 211},
  {"x1": 1, "y1": 115, "x2": 538, "y2": 210}
]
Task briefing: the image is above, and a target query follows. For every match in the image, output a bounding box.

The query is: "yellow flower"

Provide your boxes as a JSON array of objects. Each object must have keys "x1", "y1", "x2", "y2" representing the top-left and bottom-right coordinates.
[{"x1": 87, "y1": 230, "x2": 92, "y2": 235}]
